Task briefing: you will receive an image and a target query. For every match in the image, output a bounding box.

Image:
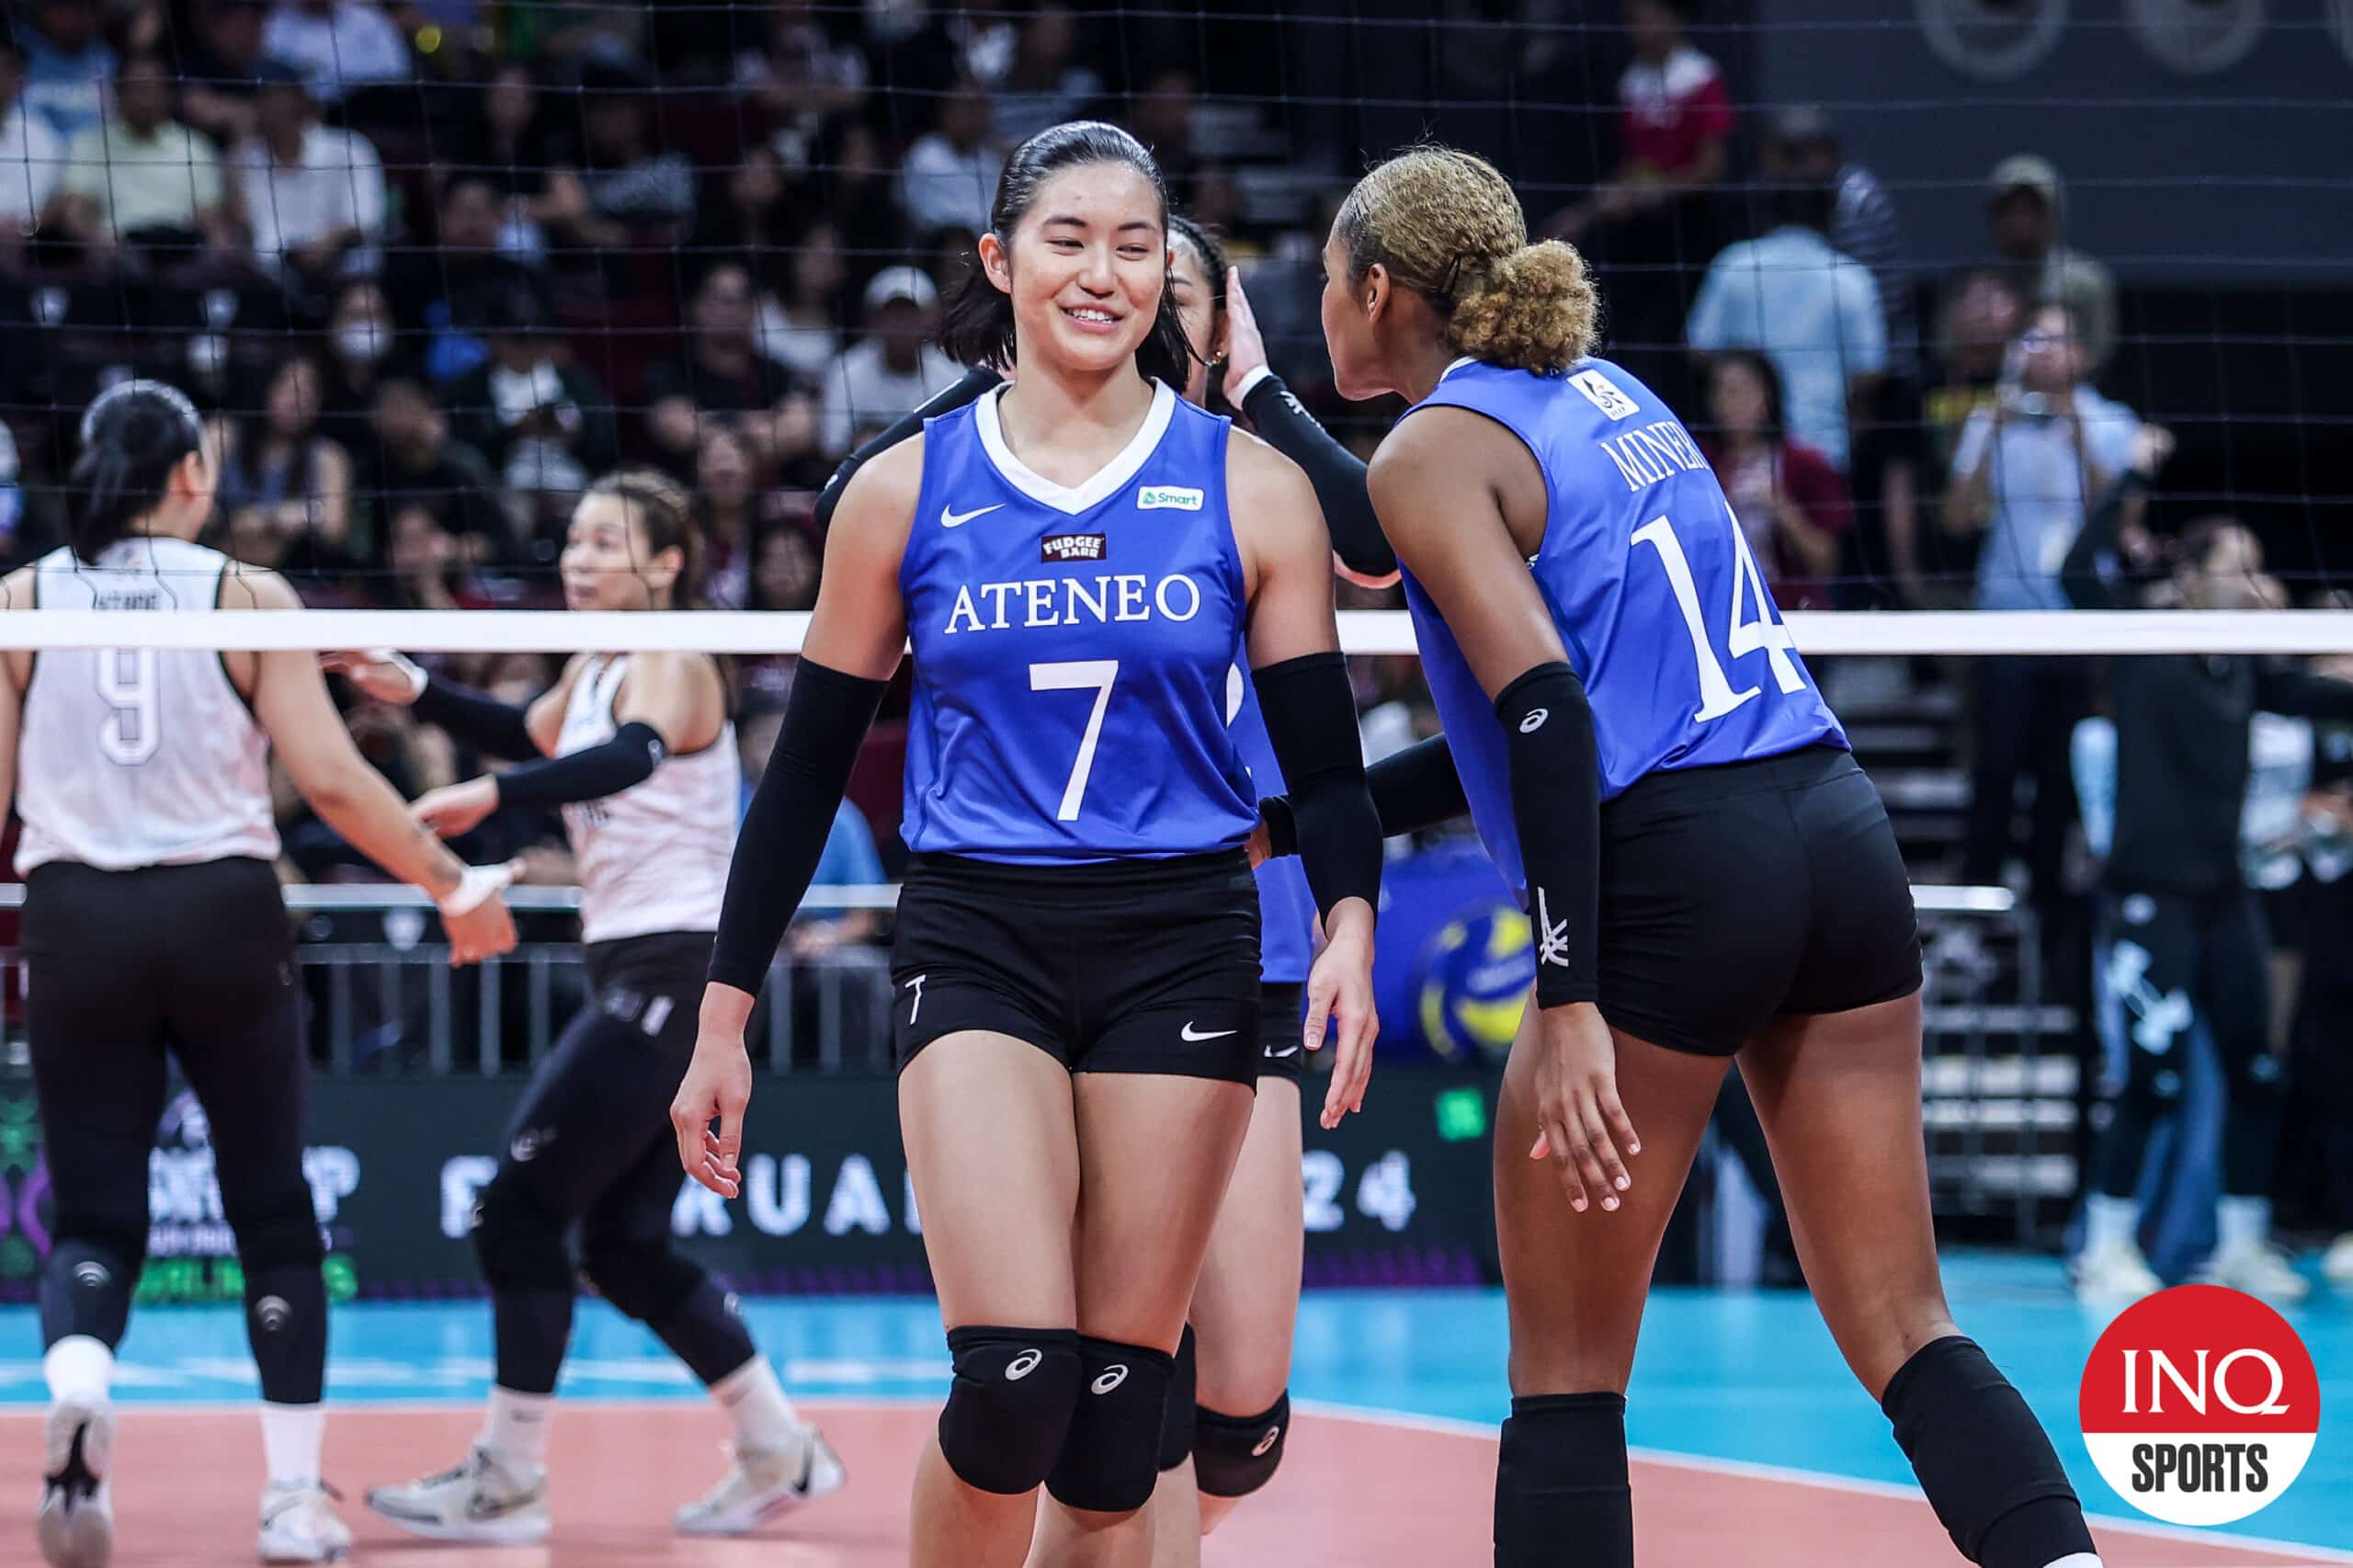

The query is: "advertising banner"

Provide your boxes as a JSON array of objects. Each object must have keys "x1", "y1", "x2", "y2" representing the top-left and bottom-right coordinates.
[{"x1": 0, "y1": 1068, "x2": 1503, "y2": 1303}]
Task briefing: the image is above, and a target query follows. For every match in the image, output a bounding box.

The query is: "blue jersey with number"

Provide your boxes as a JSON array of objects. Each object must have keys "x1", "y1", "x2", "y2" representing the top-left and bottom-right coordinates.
[
  {"x1": 901, "y1": 380, "x2": 1259, "y2": 863},
  {"x1": 1227, "y1": 656, "x2": 1316, "y2": 984},
  {"x1": 1401, "y1": 357, "x2": 1847, "y2": 897}
]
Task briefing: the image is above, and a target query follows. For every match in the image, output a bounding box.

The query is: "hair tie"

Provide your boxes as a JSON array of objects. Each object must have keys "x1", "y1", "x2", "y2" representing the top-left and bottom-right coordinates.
[{"x1": 1438, "y1": 254, "x2": 1465, "y2": 301}]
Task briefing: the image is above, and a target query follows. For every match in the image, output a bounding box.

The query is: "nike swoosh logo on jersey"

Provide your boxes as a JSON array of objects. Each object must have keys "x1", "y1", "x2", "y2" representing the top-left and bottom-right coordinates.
[
  {"x1": 940, "y1": 503, "x2": 1006, "y2": 528},
  {"x1": 1181, "y1": 1023, "x2": 1237, "y2": 1041}
]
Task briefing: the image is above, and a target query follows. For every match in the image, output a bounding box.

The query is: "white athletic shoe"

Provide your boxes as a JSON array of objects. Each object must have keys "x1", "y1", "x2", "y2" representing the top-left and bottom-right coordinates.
[
  {"x1": 257, "y1": 1483, "x2": 351, "y2": 1563},
  {"x1": 2071, "y1": 1236, "x2": 2164, "y2": 1301},
  {"x1": 674, "y1": 1429, "x2": 846, "y2": 1537},
  {"x1": 2201, "y1": 1239, "x2": 2311, "y2": 1302},
  {"x1": 2323, "y1": 1233, "x2": 2353, "y2": 1287},
  {"x1": 364, "y1": 1447, "x2": 551, "y2": 1545},
  {"x1": 36, "y1": 1400, "x2": 114, "y2": 1568}
]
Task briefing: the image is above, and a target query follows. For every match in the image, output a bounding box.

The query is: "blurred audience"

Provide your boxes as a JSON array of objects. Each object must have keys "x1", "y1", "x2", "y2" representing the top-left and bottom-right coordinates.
[
  {"x1": 816, "y1": 265, "x2": 959, "y2": 460},
  {"x1": 1985, "y1": 154, "x2": 2118, "y2": 377},
  {"x1": 1699, "y1": 349, "x2": 1851, "y2": 611},
  {"x1": 231, "y1": 59, "x2": 385, "y2": 297}
]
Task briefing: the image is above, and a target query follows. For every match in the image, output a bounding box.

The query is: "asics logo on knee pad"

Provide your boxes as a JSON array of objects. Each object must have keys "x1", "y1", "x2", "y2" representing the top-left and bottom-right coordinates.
[
  {"x1": 1091, "y1": 1365, "x2": 1130, "y2": 1395},
  {"x1": 1251, "y1": 1425, "x2": 1282, "y2": 1457},
  {"x1": 255, "y1": 1295, "x2": 291, "y2": 1332},
  {"x1": 1006, "y1": 1349, "x2": 1043, "y2": 1381},
  {"x1": 73, "y1": 1262, "x2": 111, "y2": 1289}
]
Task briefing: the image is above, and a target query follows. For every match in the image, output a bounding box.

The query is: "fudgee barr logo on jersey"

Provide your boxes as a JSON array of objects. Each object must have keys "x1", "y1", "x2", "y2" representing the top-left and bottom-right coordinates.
[{"x1": 1041, "y1": 533, "x2": 1108, "y2": 563}]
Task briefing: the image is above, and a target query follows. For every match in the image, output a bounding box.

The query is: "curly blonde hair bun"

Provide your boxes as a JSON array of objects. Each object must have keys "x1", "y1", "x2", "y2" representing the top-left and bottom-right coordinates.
[{"x1": 1336, "y1": 145, "x2": 1599, "y2": 374}]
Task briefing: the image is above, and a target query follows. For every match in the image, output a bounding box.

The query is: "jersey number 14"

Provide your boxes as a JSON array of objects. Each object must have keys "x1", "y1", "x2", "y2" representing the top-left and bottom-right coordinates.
[{"x1": 1631, "y1": 500, "x2": 1805, "y2": 722}]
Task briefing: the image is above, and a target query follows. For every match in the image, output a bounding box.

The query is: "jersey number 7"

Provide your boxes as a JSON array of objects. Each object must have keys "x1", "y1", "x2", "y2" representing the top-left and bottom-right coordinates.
[
  {"x1": 1631, "y1": 500, "x2": 1805, "y2": 722},
  {"x1": 1029, "y1": 659, "x2": 1120, "y2": 821}
]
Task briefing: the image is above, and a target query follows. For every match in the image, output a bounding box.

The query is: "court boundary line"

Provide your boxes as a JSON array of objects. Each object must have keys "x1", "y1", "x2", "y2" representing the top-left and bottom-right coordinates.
[
  {"x1": 1292, "y1": 1399, "x2": 2353, "y2": 1565},
  {"x1": 3, "y1": 1393, "x2": 2343, "y2": 1562}
]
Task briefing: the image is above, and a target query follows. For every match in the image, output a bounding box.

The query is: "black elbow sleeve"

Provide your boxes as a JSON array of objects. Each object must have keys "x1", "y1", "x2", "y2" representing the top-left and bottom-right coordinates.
[
  {"x1": 1252, "y1": 652, "x2": 1381, "y2": 918},
  {"x1": 706, "y1": 661, "x2": 890, "y2": 996},
  {"x1": 1495, "y1": 663, "x2": 1601, "y2": 1008},
  {"x1": 496, "y1": 722, "x2": 665, "y2": 809}
]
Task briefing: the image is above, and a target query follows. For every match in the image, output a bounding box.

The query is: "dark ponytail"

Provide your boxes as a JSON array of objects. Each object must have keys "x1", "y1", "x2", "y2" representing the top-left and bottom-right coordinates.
[
  {"x1": 937, "y1": 119, "x2": 1197, "y2": 389},
  {"x1": 69, "y1": 380, "x2": 205, "y2": 565}
]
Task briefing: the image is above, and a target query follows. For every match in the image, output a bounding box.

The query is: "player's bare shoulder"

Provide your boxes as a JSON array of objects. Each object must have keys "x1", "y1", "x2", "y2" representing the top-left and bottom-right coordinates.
[{"x1": 1224, "y1": 423, "x2": 1325, "y2": 566}]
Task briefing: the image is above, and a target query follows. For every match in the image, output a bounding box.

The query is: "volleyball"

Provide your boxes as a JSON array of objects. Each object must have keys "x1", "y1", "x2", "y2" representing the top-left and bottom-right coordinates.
[{"x1": 1415, "y1": 903, "x2": 1536, "y2": 1065}]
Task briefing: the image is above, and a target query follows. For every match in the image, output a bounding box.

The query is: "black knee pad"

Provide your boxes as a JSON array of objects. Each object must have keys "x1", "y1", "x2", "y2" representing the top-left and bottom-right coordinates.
[
  {"x1": 1882, "y1": 1336, "x2": 2092, "y2": 1568},
  {"x1": 39, "y1": 1238, "x2": 141, "y2": 1349},
  {"x1": 578, "y1": 1241, "x2": 700, "y2": 1324},
  {"x1": 938, "y1": 1326, "x2": 1083, "y2": 1495},
  {"x1": 1045, "y1": 1336, "x2": 1177, "y2": 1515},
  {"x1": 469, "y1": 1173, "x2": 573, "y2": 1293},
  {"x1": 1495, "y1": 1392, "x2": 1631, "y2": 1568},
  {"x1": 1157, "y1": 1324, "x2": 1198, "y2": 1472},
  {"x1": 1193, "y1": 1391, "x2": 1290, "y2": 1498}
]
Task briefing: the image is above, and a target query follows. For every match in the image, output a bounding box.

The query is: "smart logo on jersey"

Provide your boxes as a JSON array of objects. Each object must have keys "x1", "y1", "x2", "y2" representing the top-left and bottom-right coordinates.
[
  {"x1": 2078, "y1": 1284, "x2": 2318, "y2": 1526},
  {"x1": 1136, "y1": 484, "x2": 1203, "y2": 511},
  {"x1": 1041, "y1": 532, "x2": 1108, "y2": 563}
]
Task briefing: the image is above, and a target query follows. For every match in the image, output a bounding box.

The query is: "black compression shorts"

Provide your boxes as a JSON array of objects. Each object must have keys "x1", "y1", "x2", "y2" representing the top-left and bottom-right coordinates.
[
  {"x1": 891, "y1": 849, "x2": 1264, "y2": 1085},
  {"x1": 1596, "y1": 745, "x2": 1923, "y2": 1056}
]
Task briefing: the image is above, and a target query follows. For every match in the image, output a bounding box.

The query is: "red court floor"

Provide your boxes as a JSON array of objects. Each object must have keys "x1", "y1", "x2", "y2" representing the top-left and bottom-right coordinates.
[{"x1": 2, "y1": 1403, "x2": 2341, "y2": 1567}]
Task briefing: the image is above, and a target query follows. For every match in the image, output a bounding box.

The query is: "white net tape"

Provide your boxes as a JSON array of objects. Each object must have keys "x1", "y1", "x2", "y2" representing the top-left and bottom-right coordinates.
[{"x1": 10, "y1": 608, "x2": 2353, "y2": 655}]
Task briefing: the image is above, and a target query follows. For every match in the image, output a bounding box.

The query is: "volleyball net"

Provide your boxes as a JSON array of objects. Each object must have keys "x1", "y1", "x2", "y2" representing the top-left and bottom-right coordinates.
[{"x1": 0, "y1": 2, "x2": 2345, "y2": 616}]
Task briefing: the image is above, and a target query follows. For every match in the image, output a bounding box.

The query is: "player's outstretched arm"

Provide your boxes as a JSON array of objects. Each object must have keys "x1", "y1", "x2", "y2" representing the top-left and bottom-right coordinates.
[
  {"x1": 1370, "y1": 411, "x2": 1637, "y2": 1216},
  {"x1": 1233, "y1": 431, "x2": 1381, "y2": 1128},
  {"x1": 676, "y1": 439, "x2": 918, "y2": 1194},
  {"x1": 233, "y1": 570, "x2": 518, "y2": 966}
]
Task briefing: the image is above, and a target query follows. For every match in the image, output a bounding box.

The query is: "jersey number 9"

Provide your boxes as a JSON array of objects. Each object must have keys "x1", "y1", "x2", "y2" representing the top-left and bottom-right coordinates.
[{"x1": 97, "y1": 647, "x2": 161, "y2": 765}]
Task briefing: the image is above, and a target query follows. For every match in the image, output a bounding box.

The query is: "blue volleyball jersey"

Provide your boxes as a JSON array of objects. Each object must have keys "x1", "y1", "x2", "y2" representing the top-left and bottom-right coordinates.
[
  {"x1": 1226, "y1": 656, "x2": 1316, "y2": 984},
  {"x1": 900, "y1": 380, "x2": 1260, "y2": 863},
  {"x1": 1401, "y1": 357, "x2": 1847, "y2": 898}
]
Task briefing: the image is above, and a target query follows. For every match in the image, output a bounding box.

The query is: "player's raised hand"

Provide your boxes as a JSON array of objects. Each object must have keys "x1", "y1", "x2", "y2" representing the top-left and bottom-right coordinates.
[
  {"x1": 1220, "y1": 267, "x2": 1270, "y2": 406},
  {"x1": 1529, "y1": 1002, "x2": 1639, "y2": 1215},
  {"x1": 1305, "y1": 898, "x2": 1378, "y2": 1129},
  {"x1": 436, "y1": 859, "x2": 522, "y2": 967},
  {"x1": 322, "y1": 649, "x2": 425, "y2": 705},
  {"x1": 674, "y1": 987, "x2": 756, "y2": 1196}
]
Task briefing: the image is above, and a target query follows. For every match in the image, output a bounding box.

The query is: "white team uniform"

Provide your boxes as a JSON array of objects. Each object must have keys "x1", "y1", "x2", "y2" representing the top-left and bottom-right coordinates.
[
  {"x1": 555, "y1": 654, "x2": 735, "y2": 944},
  {"x1": 15, "y1": 539, "x2": 280, "y2": 874}
]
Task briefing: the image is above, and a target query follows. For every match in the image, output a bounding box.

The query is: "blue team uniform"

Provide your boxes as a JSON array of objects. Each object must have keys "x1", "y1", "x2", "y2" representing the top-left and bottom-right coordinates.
[
  {"x1": 1400, "y1": 357, "x2": 1847, "y2": 900},
  {"x1": 900, "y1": 380, "x2": 1259, "y2": 863}
]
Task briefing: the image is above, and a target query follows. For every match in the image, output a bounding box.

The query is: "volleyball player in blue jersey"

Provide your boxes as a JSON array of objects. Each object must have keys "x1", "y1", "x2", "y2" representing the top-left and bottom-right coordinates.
[
  {"x1": 671, "y1": 123, "x2": 1381, "y2": 1568},
  {"x1": 811, "y1": 217, "x2": 1394, "y2": 1561},
  {"x1": 1311, "y1": 148, "x2": 2103, "y2": 1568}
]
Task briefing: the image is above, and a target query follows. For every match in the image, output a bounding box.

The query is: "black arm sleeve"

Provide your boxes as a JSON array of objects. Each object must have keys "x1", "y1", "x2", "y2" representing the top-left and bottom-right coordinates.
[
  {"x1": 1495, "y1": 663, "x2": 1601, "y2": 1009},
  {"x1": 1239, "y1": 372, "x2": 1395, "y2": 580},
  {"x1": 2256, "y1": 664, "x2": 2353, "y2": 721},
  {"x1": 2057, "y1": 470, "x2": 2150, "y2": 612},
  {"x1": 813, "y1": 365, "x2": 1004, "y2": 533},
  {"x1": 495, "y1": 722, "x2": 665, "y2": 810},
  {"x1": 1252, "y1": 652, "x2": 1382, "y2": 917},
  {"x1": 411, "y1": 675, "x2": 543, "y2": 761},
  {"x1": 707, "y1": 661, "x2": 891, "y2": 996},
  {"x1": 1259, "y1": 733, "x2": 1468, "y2": 855}
]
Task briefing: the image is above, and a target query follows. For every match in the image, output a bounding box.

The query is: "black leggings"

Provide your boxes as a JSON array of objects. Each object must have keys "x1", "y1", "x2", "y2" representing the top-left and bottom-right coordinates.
[
  {"x1": 2096, "y1": 886, "x2": 2282, "y2": 1200},
  {"x1": 471, "y1": 930, "x2": 757, "y2": 1394},
  {"x1": 24, "y1": 858, "x2": 326, "y2": 1404}
]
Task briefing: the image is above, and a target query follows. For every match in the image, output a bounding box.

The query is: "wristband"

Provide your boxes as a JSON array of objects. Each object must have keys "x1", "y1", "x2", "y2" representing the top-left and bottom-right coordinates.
[{"x1": 434, "y1": 860, "x2": 517, "y2": 919}]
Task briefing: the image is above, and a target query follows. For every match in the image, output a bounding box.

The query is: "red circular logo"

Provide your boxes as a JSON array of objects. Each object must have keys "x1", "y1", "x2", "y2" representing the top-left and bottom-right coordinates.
[{"x1": 2078, "y1": 1285, "x2": 2320, "y2": 1526}]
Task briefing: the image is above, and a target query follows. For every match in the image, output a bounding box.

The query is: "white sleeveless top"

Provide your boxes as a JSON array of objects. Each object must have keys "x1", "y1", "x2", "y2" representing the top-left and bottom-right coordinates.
[
  {"x1": 557, "y1": 653, "x2": 737, "y2": 944},
  {"x1": 15, "y1": 540, "x2": 280, "y2": 873}
]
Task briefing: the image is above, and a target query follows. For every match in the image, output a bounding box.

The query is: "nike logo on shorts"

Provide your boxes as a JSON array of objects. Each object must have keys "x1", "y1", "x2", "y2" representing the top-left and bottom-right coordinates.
[
  {"x1": 940, "y1": 503, "x2": 1005, "y2": 528},
  {"x1": 1264, "y1": 1043, "x2": 1299, "y2": 1059},
  {"x1": 1181, "y1": 1022, "x2": 1237, "y2": 1041}
]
